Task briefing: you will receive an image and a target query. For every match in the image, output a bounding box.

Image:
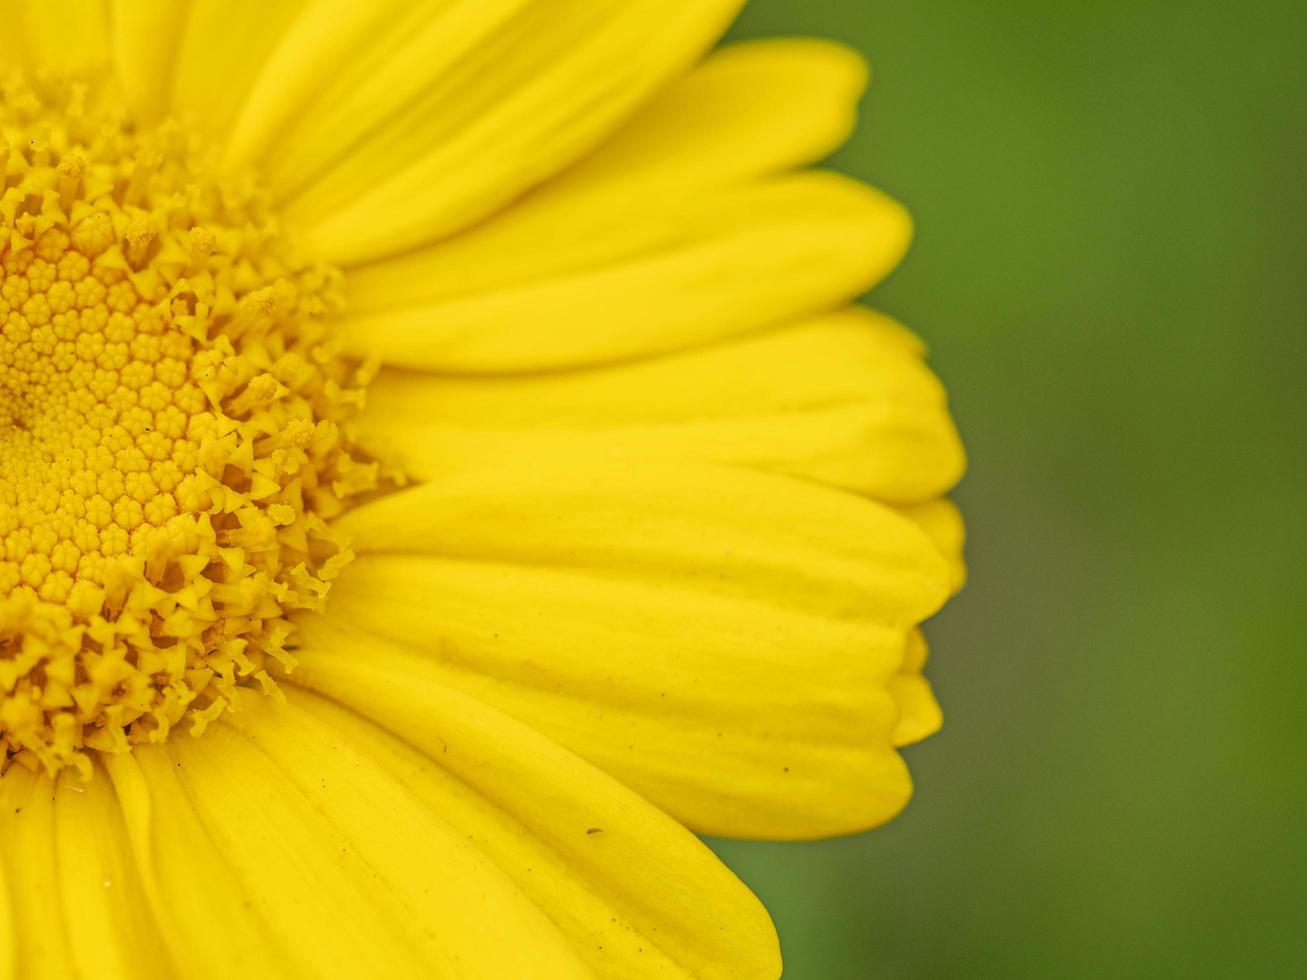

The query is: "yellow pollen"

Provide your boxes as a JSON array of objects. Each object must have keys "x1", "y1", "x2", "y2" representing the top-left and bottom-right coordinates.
[
  {"x1": 0, "y1": 78, "x2": 377, "y2": 777},
  {"x1": 56, "y1": 152, "x2": 85, "y2": 180},
  {"x1": 188, "y1": 226, "x2": 217, "y2": 258}
]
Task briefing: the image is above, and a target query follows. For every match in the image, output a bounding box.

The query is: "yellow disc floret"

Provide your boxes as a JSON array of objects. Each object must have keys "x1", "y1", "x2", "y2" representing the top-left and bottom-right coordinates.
[{"x1": 0, "y1": 78, "x2": 377, "y2": 776}]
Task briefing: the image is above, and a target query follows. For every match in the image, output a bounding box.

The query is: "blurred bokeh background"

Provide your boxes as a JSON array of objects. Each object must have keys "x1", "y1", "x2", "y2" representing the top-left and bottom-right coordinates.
[{"x1": 714, "y1": 2, "x2": 1307, "y2": 976}]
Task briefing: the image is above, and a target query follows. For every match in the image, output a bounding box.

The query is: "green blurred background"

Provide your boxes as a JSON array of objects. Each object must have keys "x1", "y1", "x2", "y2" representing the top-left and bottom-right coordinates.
[{"x1": 715, "y1": 2, "x2": 1307, "y2": 976}]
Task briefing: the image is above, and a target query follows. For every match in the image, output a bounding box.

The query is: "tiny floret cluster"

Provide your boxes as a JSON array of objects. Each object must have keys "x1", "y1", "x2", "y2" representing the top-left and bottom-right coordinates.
[{"x1": 0, "y1": 77, "x2": 377, "y2": 775}]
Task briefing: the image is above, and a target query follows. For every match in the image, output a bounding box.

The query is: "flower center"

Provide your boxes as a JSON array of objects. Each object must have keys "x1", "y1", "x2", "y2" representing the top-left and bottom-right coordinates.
[{"x1": 0, "y1": 78, "x2": 376, "y2": 777}]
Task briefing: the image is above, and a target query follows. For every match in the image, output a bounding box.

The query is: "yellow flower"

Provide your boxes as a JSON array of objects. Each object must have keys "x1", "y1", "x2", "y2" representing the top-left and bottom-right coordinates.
[{"x1": 0, "y1": 2, "x2": 964, "y2": 978}]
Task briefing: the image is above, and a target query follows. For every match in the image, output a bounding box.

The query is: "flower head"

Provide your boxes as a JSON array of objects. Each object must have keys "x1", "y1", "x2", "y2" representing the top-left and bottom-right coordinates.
[{"x1": 0, "y1": 4, "x2": 963, "y2": 978}]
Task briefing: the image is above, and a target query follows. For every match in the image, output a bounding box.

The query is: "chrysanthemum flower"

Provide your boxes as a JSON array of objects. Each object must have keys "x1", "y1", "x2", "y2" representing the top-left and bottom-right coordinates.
[{"x1": 0, "y1": 2, "x2": 964, "y2": 977}]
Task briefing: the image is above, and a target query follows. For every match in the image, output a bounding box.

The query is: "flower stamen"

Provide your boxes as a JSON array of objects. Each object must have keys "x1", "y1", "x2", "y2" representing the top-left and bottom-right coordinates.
[{"x1": 0, "y1": 77, "x2": 376, "y2": 777}]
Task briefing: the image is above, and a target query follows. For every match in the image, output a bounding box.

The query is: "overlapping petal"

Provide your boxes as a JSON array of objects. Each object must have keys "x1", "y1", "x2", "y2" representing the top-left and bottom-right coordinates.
[
  {"x1": 234, "y1": 0, "x2": 745, "y2": 264},
  {"x1": 5, "y1": 0, "x2": 111, "y2": 76},
  {"x1": 552, "y1": 39, "x2": 869, "y2": 196},
  {"x1": 119, "y1": 715, "x2": 593, "y2": 978},
  {"x1": 889, "y1": 629, "x2": 944, "y2": 747},
  {"x1": 2, "y1": 687, "x2": 779, "y2": 979},
  {"x1": 260, "y1": 687, "x2": 780, "y2": 978},
  {"x1": 112, "y1": 0, "x2": 306, "y2": 134},
  {"x1": 339, "y1": 172, "x2": 907, "y2": 371},
  {"x1": 0, "y1": 768, "x2": 77, "y2": 980},
  {"x1": 313, "y1": 457, "x2": 949, "y2": 838},
  {"x1": 360, "y1": 308, "x2": 963, "y2": 502}
]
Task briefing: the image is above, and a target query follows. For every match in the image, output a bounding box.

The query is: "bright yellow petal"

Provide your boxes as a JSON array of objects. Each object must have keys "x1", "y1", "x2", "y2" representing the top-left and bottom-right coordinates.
[
  {"x1": 183, "y1": 702, "x2": 592, "y2": 979},
  {"x1": 280, "y1": 668, "x2": 780, "y2": 978},
  {"x1": 165, "y1": 0, "x2": 309, "y2": 140},
  {"x1": 339, "y1": 35, "x2": 886, "y2": 332},
  {"x1": 338, "y1": 455, "x2": 949, "y2": 630},
  {"x1": 898, "y1": 497, "x2": 968, "y2": 593},
  {"x1": 105, "y1": 751, "x2": 295, "y2": 978},
  {"x1": 108, "y1": 0, "x2": 191, "y2": 124},
  {"x1": 0, "y1": 767, "x2": 73, "y2": 980},
  {"x1": 338, "y1": 173, "x2": 909, "y2": 371},
  {"x1": 215, "y1": 693, "x2": 601, "y2": 978},
  {"x1": 551, "y1": 38, "x2": 870, "y2": 196},
  {"x1": 360, "y1": 308, "x2": 963, "y2": 502},
  {"x1": 890, "y1": 629, "x2": 944, "y2": 747},
  {"x1": 318, "y1": 457, "x2": 949, "y2": 838},
  {"x1": 885, "y1": 505, "x2": 960, "y2": 745},
  {"x1": 111, "y1": 724, "x2": 592, "y2": 978},
  {"x1": 0, "y1": 821, "x2": 11, "y2": 980},
  {"x1": 342, "y1": 169, "x2": 905, "y2": 330},
  {"x1": 52, "y1": 767, "x2": 174, "y2": 980},
  {"x1": 260, "y1": 0, "x2": 744, "y2": 265},
  {"x1": 0, "y1": 769, "x2": 160, "y2": 978},
  {"x1": 8, "y1": 0, "x2": 110, "y2": 76},
  {"x1": 220, "y1": 0, "x2": 532, "y2": 175},
  {"x1": 0, "y1": 9, "x2": 28, "y2": 72}
]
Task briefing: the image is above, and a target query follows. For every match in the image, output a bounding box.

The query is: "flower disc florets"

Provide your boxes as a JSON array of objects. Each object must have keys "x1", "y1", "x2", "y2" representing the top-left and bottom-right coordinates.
[{"x1": 0, "y1": 77, "x2": 377, "y2": 776}]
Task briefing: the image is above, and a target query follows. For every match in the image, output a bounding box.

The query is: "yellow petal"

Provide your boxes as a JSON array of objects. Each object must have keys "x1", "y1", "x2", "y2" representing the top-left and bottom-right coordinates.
[
  {"x1": 0, "y1": 769, "x2": 162, "y2": 978},
  {"x1": 280, "y1": 666, "x2": 780, "y2": 978},
  {"x1": 0, "y1": 771, "x2": 168, "y2": 979},
  {"x1": 215, "y1": 693, "x2": 600, "y2": 978},
  {"x1": 898, "y1": 497, "x2": 968, "y2": 593},
  {"x1": 269, "y1": 0, "x2": 745, "y2": 265},
  {"x1": 10, "y1": 0, "x2": 110, "y2": 76},
  {"x1": 0, "y1": 767, "x2": 73, "y2": 980},
  {"x1": 340, "y1": 37, "x2": 888, "y2": 323},
  {"x1": 221, "y1": 0, "x2": 531, "y2": 177},
  {"x1": 890, "y1": 629, "x2": 944, "y2": 747},
  {"x1": 52, "y1": 766, "x2": 174, "y2": 980},
  {"x1": 108, "y1": 1, "x2": 191, "y2": 124},
  {"x1": 0, "y1": 824, "x2": 10, "y2": 980},
  {"x1": 166, "y1": 0, "x2": 309, "y2": 141},
  {"x1": 339, "y1": 172, "x2": 909, "y2": 371},
  {"x1": 321, "y1": 458, "x2": 949, "y2": 837},
  {"x1": 105, "y1": 750, "x2": 295, "y2": 978},
  {"x1": 188, "y1": 703, "x2": 592, "y2": 979},
  {"x1": 553, "y1": 39, "x2": 870, "y2": 196},
  {"x1": 361, "y1": 308, "x2": 963, "y2": 502},
  {"x1": 339, "y1": 455, "x2": 948, "y2": 629},
  {"x1": 0, "y1": 17, "x2": 25, "y2": 73},
  {"x1": 342, "y1": 170, "x2": 903, "y2": 326}
]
